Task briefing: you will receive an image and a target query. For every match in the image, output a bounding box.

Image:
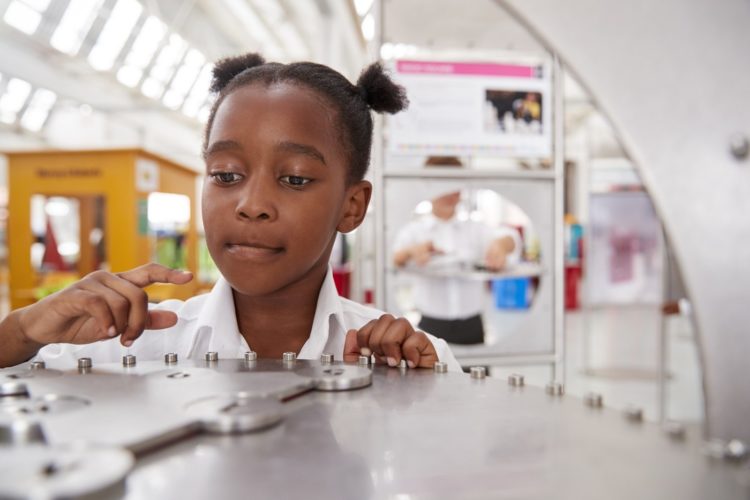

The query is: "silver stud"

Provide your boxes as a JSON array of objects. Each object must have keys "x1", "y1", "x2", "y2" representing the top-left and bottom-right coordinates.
[
  {"x1": 164, "y1": 352, "x2": 178, "y2": 364},
  {"x1": 77, "y1": 357, "x2": 92, "y2": 369},
  {"x1": 29, "y1": 361, "x2": 46, "y2": 370},
  {"x1": 508, "y1": 373, "x2": 524, "y2": 387},
  {"x1": 0, "y1": 381, "x2": 30, "y2": 398},
  {"x1": 358, "y1": 355, "x2": 370, "y2": 366},
  {"x1": 623, "y1": 405, "x2": 643, "y2": 422},
  {"x1": 282, "y1": 352, "x2": 296, "y2": 362},
  {"x1": 584, "y1": 392, "x2": 603, "y2": 408},
  {"x1": 122, "y1": 354, "x2": 136, "y2": 367},
  {"x1": 0, "y1": 420, "x2": 47, "y2": 446},
  {"x1": 664, "y1": 420, "x2": 686, "y2": 440},
  {"x1": 724, "y1": 439, "x2": 748, "y2": 461},
  {"x1": 399, "y1": 359, "x2": 408, "y2": 369},
  {"x1": 433, "y1": 361, "x2": 448, "y2": 373},
  {"x1": 205, "y1": 352, "x2": 219, "y2": 362},
  {"x1": 545, "y1": 382, "x2": 565, "y2": 396},
  {"x1": 730, "y1": 133, "x2": 749, "y2": 160},
  {"x1": 244, "y1": 351, "x2": 257, "y2": 362},
  {"x1": 470, "y1": 366, "x2": 486, "y2": 379},
  {"x1": 320, "y1": 353, "x2": 334, "y2": 364}
]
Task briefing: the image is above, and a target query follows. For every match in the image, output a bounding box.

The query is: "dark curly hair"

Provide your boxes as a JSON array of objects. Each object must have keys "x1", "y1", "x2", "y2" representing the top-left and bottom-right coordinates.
[{"x1": 203, "y1": 53, "x2": 409, "y2": 183}]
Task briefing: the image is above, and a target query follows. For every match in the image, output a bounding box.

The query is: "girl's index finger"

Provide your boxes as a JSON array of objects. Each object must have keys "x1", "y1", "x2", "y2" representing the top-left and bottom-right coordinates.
[{"x1": 117, "y1": 263, "x2": 193, "y2": 288}]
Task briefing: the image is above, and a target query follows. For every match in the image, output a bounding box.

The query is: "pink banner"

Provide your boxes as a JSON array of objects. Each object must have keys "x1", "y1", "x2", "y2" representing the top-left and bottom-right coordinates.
[{"x1": 396, "y1": 60, "x2": 539, "y2": 78}]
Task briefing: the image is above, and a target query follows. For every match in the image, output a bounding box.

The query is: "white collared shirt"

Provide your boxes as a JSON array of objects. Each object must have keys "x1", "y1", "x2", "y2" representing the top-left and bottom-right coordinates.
[
  {"x1": 393, "y1": 215, "x2": 521, "y2": 320},
  {"x1": 36, "y1": 268, "x2": 461, "y2": 371}
]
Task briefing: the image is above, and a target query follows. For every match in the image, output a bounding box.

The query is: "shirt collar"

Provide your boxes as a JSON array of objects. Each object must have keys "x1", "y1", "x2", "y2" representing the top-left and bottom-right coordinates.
[{"x1": 187, "y1": 267, "x2": 344, "y2": 359}]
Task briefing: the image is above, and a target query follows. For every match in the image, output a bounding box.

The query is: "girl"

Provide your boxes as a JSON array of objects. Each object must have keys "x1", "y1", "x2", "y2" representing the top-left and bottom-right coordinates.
[{"x1": 0, "y1": 54, "x2": 460, "y2": 371}]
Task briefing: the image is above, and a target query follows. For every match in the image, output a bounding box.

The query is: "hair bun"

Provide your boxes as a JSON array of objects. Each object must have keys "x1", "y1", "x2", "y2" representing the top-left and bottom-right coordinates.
[
  {"x1": 356, "y1": 62, "x2": 408, "y2": 114},
  {"x1": 210, "y1": 53, "x2": 266, "y2": 93}
]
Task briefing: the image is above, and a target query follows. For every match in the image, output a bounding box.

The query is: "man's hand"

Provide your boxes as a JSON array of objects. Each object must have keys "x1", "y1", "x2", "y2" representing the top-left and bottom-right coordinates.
[
  {"x1": 343, "y1": 314, "x2": 438, "y2": 368},
  {"x1": 16, "y1": 263, "x2": 193, "y2": 348},
  {"x1": 484, "y1": 236, "x2": 515, "y2": 271}
]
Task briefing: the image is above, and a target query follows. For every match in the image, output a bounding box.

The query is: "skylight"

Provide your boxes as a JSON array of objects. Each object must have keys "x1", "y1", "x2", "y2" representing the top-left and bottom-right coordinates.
[
  {"x1": 116, "y1": 15, "x2": 167, "y2": 87},
  {"x1": 3, "y1": 0, "x2": 51, "y2": 35},
  {"x1": 20, "y1": 88, "x2": 57, "y2": 131},
  {"x1": 140, "y1": 33, "x2": 187, "y2": 99},
  {"x1": 0, "y1": 78, "x2": 33, "y2": 124},
  {"x1": 88, "y1": 0, "x2": 143, "y2": 71},
  {"x1": 162, "y1": 48, "x2": 205, "y2": 109},
  {"x1": 50, "y1": 0, "x2": 105, "y2": 56},
  {"x1": 181, "y1": 64, "x2": 212, "y2": 118}
]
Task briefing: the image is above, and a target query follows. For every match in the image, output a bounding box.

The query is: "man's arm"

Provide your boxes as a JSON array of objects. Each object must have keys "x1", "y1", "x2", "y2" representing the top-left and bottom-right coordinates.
[{"x1": 0, "y1": 308, "x2": 45, "y2": 367}]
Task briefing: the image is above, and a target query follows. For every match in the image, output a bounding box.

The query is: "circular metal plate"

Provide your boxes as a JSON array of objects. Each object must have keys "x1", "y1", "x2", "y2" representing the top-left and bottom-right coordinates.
[
  {"x1": 296, "y1": 364, "x2": 373, "y2": 391},
  {"x1": 184, "y1": 394, "x2": 284, "y2": 434},
  {"x1": 0, "y1": 443, "x2": 133, "y2": 499}
]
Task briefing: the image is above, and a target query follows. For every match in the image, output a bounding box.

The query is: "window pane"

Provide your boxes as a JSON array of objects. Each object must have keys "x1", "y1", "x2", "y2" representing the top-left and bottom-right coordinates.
[
  {"x1": 88, "y1": 0, "x2": 143, "y2": 71},
  {"x1": 4, "y1": 1, "x2": 43, "y2": 35},
  {"x1": 0, "y1": 78, "x2": 33, "y2": 124},
  {"x1": 20, "y1": 88, "x2": 57, "y2": 131},
  {"x1": 50, "y1": 0, "x2": 106, "y2": 56}
]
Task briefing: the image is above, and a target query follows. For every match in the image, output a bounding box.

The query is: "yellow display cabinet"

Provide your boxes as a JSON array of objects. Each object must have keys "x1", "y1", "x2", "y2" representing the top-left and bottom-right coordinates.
[{"x1": 7, "y1": 149, "x2": 200, "y2": 310}]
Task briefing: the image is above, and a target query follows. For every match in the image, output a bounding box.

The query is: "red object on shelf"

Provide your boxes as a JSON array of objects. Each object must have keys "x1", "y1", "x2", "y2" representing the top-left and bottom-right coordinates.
[
  {"x1": 565, "y1": 264, "x2": 581, "y2": 310},
  {"x1": 332, "y1": 267, "x2": 351, "y2": 298}
]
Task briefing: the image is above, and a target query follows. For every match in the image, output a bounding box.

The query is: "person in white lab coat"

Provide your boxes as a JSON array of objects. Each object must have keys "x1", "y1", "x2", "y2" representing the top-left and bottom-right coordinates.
[{"x1": 393, "y1": 191, "x2": 521, "y2": 344}]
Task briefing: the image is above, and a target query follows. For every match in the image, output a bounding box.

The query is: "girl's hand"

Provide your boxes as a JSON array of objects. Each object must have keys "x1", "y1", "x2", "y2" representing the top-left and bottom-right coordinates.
[
  {"x1": 17, "y1": 263, "x2": 193, "y2": 348},
  {"x1": 343, "y1": 314, "x2": 438, "y2": 368}
]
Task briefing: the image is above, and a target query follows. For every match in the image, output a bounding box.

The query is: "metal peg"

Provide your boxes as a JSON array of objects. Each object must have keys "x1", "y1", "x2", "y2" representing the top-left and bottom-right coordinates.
[
  {"x1": 724, "y1": 439, "x2": 748, "y2": 461},
  {"x1": 78, "y1": 358, "x2": 92, "y2": 370},
  {"x1": 508, "y1": 373, "x2": 525, "y2": 387},
  {"x1": 320, "y1": 353, "x2": 334, "y2": 364},
  {"x1": 470, "y1": 366, "x2": 486, "y2": 379},
  {"x1": 358, "y1": 355, "x2": 370, "y2": 367},
  {"x1": 664, "y1": 420, "x2": 686, "y2": 440},
  {"x1": 29, "y1": 361, "x2": 46, "y2": 370},
  {"x1": 205, "y1": 352, "x2": 219, "y2": 362},
  {"x1": 0, "y1": 420, "x2": 47, "y2": 446},
  {"x1": 122, "y1": 354, "x2": 136, "y2": 367},
  {"x1": 545, "y1": 382, "x2": 565, "y2": 396},
  {"x1": 398, "y1": 359, "x2": 408, "y2": 369},
  {"x1": 623, "y1": 405, "x2": 643, "y2": 422},
  {"x1": 584, "y1": 392, "x2": 603, "y2": 408},
  {"x1": 282, "y1": 352, "x2": 296, "y2": 362},
  {"x1": 244, "y1": 351, "x2": 257, "y2": 362},
  {"x1": 0, "y1": 381, "x2": 30, "y2": 398},
  {"x1": 730, "y1": 133, "x2": 749, "y2": 160},
  {"x1": 433, "y1": 361, "x2": 448, "y2": 373},
  {"x1": 164, "y1": 353, "x2": 178, "y2": 364}
]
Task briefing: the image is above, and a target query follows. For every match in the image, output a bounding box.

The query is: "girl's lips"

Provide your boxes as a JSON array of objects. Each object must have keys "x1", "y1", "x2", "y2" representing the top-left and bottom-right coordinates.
[{"x1": 225, "y1": 243, "x2": 284, "y2": 261}]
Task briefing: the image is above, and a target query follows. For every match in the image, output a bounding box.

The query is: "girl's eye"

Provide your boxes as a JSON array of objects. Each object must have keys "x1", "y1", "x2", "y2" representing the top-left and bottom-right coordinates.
[
  {"x1": 211, "y1": 172, "x2": 242, "y2": 185},
  {"x1": 281, "y1": 175, "x2": 311, "y2": 187}
]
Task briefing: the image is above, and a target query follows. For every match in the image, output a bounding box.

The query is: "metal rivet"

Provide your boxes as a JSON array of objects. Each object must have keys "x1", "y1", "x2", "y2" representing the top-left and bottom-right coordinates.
[
  {"x1": 730, "y1": 133, "x2": 750, "y2": 160},
  {"x1": 584, "y1": 392, "x2": 603, "y2": 408},
  {"x1": 244, "y1": 351, "x2": 258, "y2": 362},
  {"x1": 282, "y1": 352, "x2": 296, "y2": 362},
  {"x1": 77, "y1": 357, "x2": 92, "y2": 369},
  {"x1": 0, "y1": 381, "x2": 30, "y2": 398},
  {"x1": 29, "y1": 361, "x2": 46, "y2": 370},
  {"x1": 320, "y1": 353, "x2": 334, "y2": 364},
  {"x1": 623, "y1": 405, "x2": 643, "y2": 422},
  {"x1": 433, "y1": 361, "x2": 448, "y2": 373},
  {"x1": 399, "y1": 359, "x2": 408, "y2": 369},
  {"x1": 545, "y1": 382, "x2": 565, "y2": 396},
  {"x1": 664, "y1": 420, "x2": 686, "y2": 440},
  {"x1": 358, "y1": 355, "x2": 370, "y2": 366},
  {"x1": 508, "y1": 373, "x2": 524, "y2": 387},
  {"x1": 0, "y1": 420, "x2": 47, "y2": 446},
  {"x1": 724, "y1": 439, "x2": 748, "y2": 461},
  {"x1": 470, "y1": 366, "x2": 486, "y2": 379},
  {"x1": 122, "y1": 354, "x2": 136, "y2": 367},
  {"x1": 164, "y1": 353, "x2": 178, "y2": 364},
  {"x1": 205, "y1": 352, "x2": 219, "y2": 362}
]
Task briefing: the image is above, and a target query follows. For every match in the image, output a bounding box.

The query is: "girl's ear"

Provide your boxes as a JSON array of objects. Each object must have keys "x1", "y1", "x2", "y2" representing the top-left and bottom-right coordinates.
[{"x1": 337, "y1": 180, "x2": 372, "y2": 233}]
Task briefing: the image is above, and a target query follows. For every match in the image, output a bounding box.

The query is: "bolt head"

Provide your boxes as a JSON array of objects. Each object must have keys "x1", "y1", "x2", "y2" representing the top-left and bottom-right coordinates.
[
  {"x1": 282, "y1": 352, "x2": 296, "y2": 362},
  {"x1": 164, "y1": 353, "x2": 178, "y2": 364},
  {"x1": 545, "y1": 382, "x2": 565, "y2": 396},
  {"x1": 584, "y1": 392, "x2": 603, "y2": 408},
  {"x1": 730, "y1": 133, "x2": 750, "y2": 160},
  {"x1": 244, "y1": 351, "x2": 258, "y2": 362},
  {"x1": 358, "y1": 355, "x2": 370, "y2": 366},
  {"x1": 433, "y1": 361, "x2": 448, "y2": 373},
  {"x1": 508, "y1": 373, "x2": 525, "y2": 387},
  {"x1": 664, "y1": 420, "x2": 686, "y2": 440},
  {"x1": 205, "y1": 352, "x2": 219, "y2": 362},
  {"x1": 77, "y1": 357, "x2": 92, "y2": 369},
  {"x1": 29, "y1": 361, "x2": 46, "y2": 370},
  {"x1": 122, "y1": 355, "x2": 136, "y2": 367},
  {"x1": 320, "y1": 353, "x2": 334, "y2": 364},
  {"x1": 470, "y1": 366, "x2": 486, "y2": 379},
  {"x1": 725, "y1": 439, "x2": 748, "y2": 461},
  {"x1": 623, "y1": 405, "x2": 643, "y2": 422}
]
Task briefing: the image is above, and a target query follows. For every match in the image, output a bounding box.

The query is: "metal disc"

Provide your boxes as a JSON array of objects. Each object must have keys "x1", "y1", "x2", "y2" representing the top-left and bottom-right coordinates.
[
  {"x1": 0, "y1": 443, "x2": 133, "y2": 499},
  {"x1": 184, "y1": 394, "x2": 284, "y2": 434},
  {"x1": 296, "y1": 364, "x2": 373, "y2": 391}
]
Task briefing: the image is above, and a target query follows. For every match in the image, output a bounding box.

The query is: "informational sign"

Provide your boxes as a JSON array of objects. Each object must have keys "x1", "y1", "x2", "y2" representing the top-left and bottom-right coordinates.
[{"x1": 388, "y1": 59, "x2": 552, "y2": 158}]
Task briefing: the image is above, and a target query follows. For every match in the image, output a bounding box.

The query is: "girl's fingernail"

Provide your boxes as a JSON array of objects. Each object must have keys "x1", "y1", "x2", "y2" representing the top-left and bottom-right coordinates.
[
  {"x1": 387, "y1": 357, "x2": 397, "y2": 367},
  {"x1": 107, "y1": 326, "x2": 117, "y2": 337},
  {"x1": 360, "y1": 347, "x2": 371, "y2": 356},
  {"x1": 123, "y1": 339, "x2": 133, "y2": 347},
  {"x1": 407, "y1": 360, "x2": 416, "y2": 369}
]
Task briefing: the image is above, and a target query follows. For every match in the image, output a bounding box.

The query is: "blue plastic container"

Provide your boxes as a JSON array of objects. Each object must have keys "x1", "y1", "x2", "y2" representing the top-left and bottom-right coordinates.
[{"x1": 492, "y1": 278, "x2": 531, "y2": 309}]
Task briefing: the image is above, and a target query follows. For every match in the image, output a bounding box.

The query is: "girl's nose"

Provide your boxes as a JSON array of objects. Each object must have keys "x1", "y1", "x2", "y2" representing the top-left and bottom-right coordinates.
[{"x1": 235, "y1": 177, "x2": 277, "y2": 221}]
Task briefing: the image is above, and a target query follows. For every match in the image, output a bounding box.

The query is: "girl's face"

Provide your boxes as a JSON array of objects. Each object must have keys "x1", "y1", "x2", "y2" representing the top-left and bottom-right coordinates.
[{"x1": 202, "y1": 82, "x2": 367, "y2": 297}]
